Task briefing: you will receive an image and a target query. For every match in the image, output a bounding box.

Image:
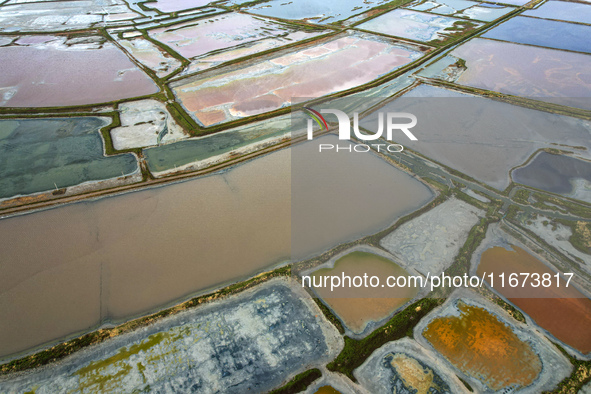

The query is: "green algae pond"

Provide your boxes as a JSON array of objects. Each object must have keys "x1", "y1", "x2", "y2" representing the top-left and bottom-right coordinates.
[{"x1": 0, "y1": 117, "x2": 139, "y2": 200}]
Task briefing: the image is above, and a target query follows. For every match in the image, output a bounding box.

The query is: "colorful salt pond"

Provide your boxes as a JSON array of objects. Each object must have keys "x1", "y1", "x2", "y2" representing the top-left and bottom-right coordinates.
[
  {"x1": 149, "y1": 13, "x2": 327, "y2": 74},
  {"x1": 477, "y1": 244, "x2": 591, "y2": 354},
  {"x1": 356, "y1": 9, "x2": 482, "y2": 43},
  {"x1": 523, "y1": 0, "x2": 591, "y2": 25},
  {"x1": 381, "y1": 198, "x2": 484, "y2": 276},
  {"x1": 308, "y1": 250, "x2": 419, "y2": 334},
  {"x1": 111, "y1": 99, "x2": 187, "y2": 150},
  {"x1": 482, "y1": 16, "x2": 591, "y2": 54},
  {"x1": 419, "y1": 38, "x2": 591, "y2": 110},
  {"x1": 0, "y1": 117, "x2": 139, "y2": 200},
  {"x1": 360, "y1": 84, "x2": 591, "y2": 190},
  {"x1": 116, "y1": 36, "x2": 182, "y2": 78},
  {"x1": 355, "y1": 338, "x2": 465, "y2": 394},
  {"x1": 241, "y1": 0, "x2": 391, "y2": 24},
  {"x1": 0, "y1": 0, "x2": 141, "y2": 32},
  {"x1": 143, "y1": 112, "x2": 299, "y2": 175},
  {"x1": 171, "y1": 33, "x2": 427, "y2": 126},
  {"x1": 406, "y1": 0, "x2": 514, "y2": 22},
  {"x1": 0, "y1": 137, "x2": 432, "y2": 358},
  {"x1": 423, "y1": 300, "x2": 543, "y2": 390},
  {"x1": 512, "y1": 152, "x2": 591, "y2": 203},
  {"x1": 0, "y1": 35, "x2": 159, "y2": 107},
  {"x1": 0, "y1": 280, "x2": 342, "y2": 393}
]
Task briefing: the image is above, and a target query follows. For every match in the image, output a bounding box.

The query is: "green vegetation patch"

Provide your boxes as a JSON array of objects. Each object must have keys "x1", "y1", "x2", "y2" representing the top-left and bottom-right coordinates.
[
  {"x1": 326, "y1": 297, "x2": 443, "y2": 381},
  {"x1": 268, "y1": 368, "x2": 322, "y2": 394},
  {"x1": 545, "y1": 344, "x2": 591, "y2": 393}
]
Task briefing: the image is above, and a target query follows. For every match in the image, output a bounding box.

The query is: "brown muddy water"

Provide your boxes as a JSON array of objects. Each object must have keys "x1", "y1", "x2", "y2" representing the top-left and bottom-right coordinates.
[
  {"x1": 0, "y1": 138, "x2": 432, "y2": 359},
  {"x1": 311, "y1": 251, "x2": 418, "y2": 333},
  {"x1": 477, "y1": 245, "x2": 591, "y2": 354}
]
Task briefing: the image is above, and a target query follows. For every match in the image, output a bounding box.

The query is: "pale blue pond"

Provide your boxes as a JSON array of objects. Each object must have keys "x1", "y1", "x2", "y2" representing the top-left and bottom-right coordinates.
[
  {"x1": 407, "y1": 0, "x2": 513, "y2": 21},
  {"x1": 512, "y1": 152, "x2": 591, "y2": 201},
  {"x1": 482, "y1": 16, "x2": 591, "y2": 54},
  {"x1": 144, "y1": 114, "x2": 302, "y2": 173},
  {"x1": 0, "y1": 117, "x2": 138, "y2": 199},
  {"x1": 357, "y1": 9, "x2": 481, "y2": 43},
  {"x1": 239, "y1": 0, "x2": 391, "y2": 23},
  {"x1": 523, "y1": 0, "x2": 591, "y2": 24}
]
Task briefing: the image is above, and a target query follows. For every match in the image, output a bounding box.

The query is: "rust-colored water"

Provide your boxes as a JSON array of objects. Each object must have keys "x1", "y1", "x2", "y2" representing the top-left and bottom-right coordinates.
[
  {"x1": 423, "y1": 301, "x2": 542, "y2": 391},
  {"x1": 477, "y1": 245, "x2": 591, "y2": 353},
  {"x1": 311, "y1": 252, "x2": 418, "y2": 333}
]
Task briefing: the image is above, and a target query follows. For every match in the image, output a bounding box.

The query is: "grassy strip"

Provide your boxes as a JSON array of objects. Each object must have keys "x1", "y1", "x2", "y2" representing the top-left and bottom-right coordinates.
[
  {"x1": 446, "y1": 217, "x2": 496, "y2": 279},
  {"x1": 310, "y1": 296, "x2": 345, "y2": 335},
  {"x1": 0, "y1": 266, "x2": 291, "y2": 375},
  {"x1": 544, "y1": 344, "x2": 591, "y2": 393},
  {"x1": 531, "y1": 192, "x2": 591, "y2": 219},
  {"x1": 268, "y1": 368, "x2": 322, "y2": 394},
  {"x1": 452, "y1": 188, "x2": 488, "y2": 211},
  {"x1": 492, "y1": 296, "x2": 526, "y2": 324},
  {"x1": 326, "y1": 298, "x2": 444, "y2": 381},
  {"x1": 567, "y1": 221, "x2": 591, "y2": 255},
  {"x1": 512, "y1": 189, "x2": 530, "y2": 205}
]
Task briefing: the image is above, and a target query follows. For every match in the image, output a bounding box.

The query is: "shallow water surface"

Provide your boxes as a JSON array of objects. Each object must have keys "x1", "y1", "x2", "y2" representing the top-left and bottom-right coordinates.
[
  {"x1": 523, "y1": 0, "x2": 591, "y2": 25},
  {"x1": 455, "y1": 39, "x2": 591, "y2": 108},
  {"x1": 512, "y1": 152, "x2": 591, "y2": 202},
  {"x1": 171, "y1": 33, "x2": 426, "y2": 126},
  {"x1": 310, "y1": 251, "x2": 418, "y2": 333},
  {"x1": 0, "y1": 137, "x2": 432, "y2": 358},
  {"x1": 477, "y1": 245, "x2": 591, "y2": 354},
  {"x1": 241, "y1": 0, "x2": 391, "y2": 23},
  {"x1": 0, "y1": 118, "x2": 138, "y2": 199},
  {"x1": 0, "y1": 37, "x2": 159, "y2": 107},
  {"x1": 482, "y1": 16, "x2": 591, "y2": 54},
  {"x1": 357, "y1": 9, "x2": 481, "y2": 43}
]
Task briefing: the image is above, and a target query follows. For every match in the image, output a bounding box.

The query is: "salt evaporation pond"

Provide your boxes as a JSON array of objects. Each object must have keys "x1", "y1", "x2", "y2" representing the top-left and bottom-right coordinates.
[
  {"x1": 0, "y1": 35, "x2": 159, "y2": 107},
  {"x1": 240, "y1": 0, "x2": 391, "y2": 23},
  {"x1": 0, "y1": 137, "x2": 432, "y2": 358},
  {"x1": 522, "y1": 0, "x2": 591, "y2": 25},
  {"x1": 171, "y1": 33, "x2": 427, "y2": 126},
  {"x1": 419, "y1": 38, "x2": 591, "y2": 110},
  {"x1": 406, "y1": 0, "x2": 514, "y2": 22},
  {"x1": 116, "y1": 36, "x2": 182, "y2": 78},
  {"x1": 355, "y1": 339, "x2": 465, "y2": 394},
  {"x1": 356, "y1": 9, "x2": 481, "y2": 43},
  {"x1": 309, "y1": 251, "x2": 418, "y2": 334},
  {"x1": 477, "y1": 244, "x2": 591, "y2": 354},
  {"x1": 0, "y1": 0, "x2": 140, "y2": 32},
  {"x1": 512, "y1": 152, "x2": 591, "y2": 203},
  {"x1": 482, "y1": 16, "x2": 591, "y2": 54},
  {"x1": 359, "y1": 84, "x2": 591, "y2": 190},
  {"x1": 143, "y1": 0, "x2": 212, "y2": 13},
  {"x1": 0, "y1": 281, "x2": 341, "y2": 393},
  {"x1": 149, "y1": 12, "x2": 325, "y2": 68},
  {"x1": 0, "y1": 118, "x2": 138, "y2": 200},
  {"x1": 143, "y1": 113, "x2": 298, "y2": 175}
]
